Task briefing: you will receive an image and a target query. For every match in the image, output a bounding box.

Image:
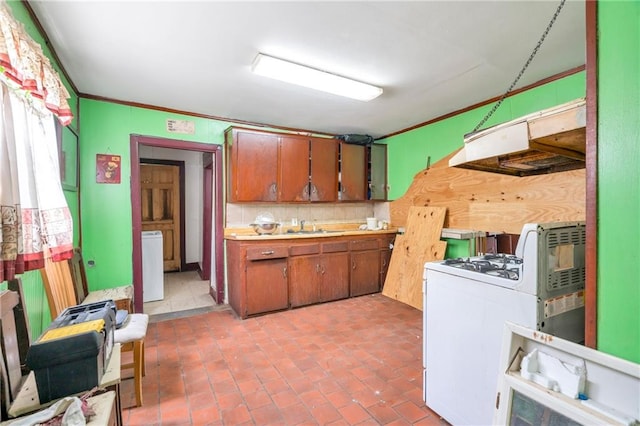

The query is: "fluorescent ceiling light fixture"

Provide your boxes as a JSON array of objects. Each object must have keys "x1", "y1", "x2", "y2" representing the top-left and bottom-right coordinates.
[{"x1": 252, "y1": 53, "x2": 383, "y2": 101}]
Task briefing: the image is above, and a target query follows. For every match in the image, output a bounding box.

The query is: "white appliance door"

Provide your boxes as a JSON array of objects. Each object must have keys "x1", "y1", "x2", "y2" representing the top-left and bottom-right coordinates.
[
  {"x1": 425, "y1": 268, "x2": 537, "y2": 426},
  {"x1": 422, "y1": 265, "x2": 428, "y2": 403},
  {"x1": 142, "y1": 231, "x2": 164, "y2": 302}
]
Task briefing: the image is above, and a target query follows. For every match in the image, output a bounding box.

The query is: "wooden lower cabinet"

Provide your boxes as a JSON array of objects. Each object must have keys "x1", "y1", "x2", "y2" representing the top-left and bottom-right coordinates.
[
  {"x1": 226, "y1": 234, "x2": 394, "y2": 318},
  {"x1": 349, "y1": 238, "x2": 381, "y2": 297},
  {"x1": 350, "y1": 250, "x2": 381, "y2": 297},
  {"x1": 319, "y1": 252, "x2": 350, "y2": 302},
  {"x1": 288, "y1": 255, "x2": 320, "y2": 308},
  {"x1": 227, "y1": 242, "x2": 289, "y2": 318},
  {"x1": 289, "y1": 252, "x2": 349, "y2": 308},
  {"x1": 245, "y1": 256, "x2": 288, "y2": 316}
]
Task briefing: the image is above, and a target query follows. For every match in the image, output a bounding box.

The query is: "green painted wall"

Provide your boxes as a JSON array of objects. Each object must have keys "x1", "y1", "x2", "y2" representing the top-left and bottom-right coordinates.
[
  {"x1": 78, "y1": 100, "x2": 230, "y2": 291},
  {"x1": 382, "y1": 72, "x2": 586, "y2": 199},
  {"x1": 596, "y1": 0, "x2": 640, "y2": 363}
]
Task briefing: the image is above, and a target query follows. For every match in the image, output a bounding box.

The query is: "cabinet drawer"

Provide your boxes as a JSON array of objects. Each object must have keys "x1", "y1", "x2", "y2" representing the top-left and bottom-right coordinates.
[
  {"x1": 322, "y1": 241, "x2": 348, "y2": 253},
  {"x1": 349, "y1": 239, "x2": 379, "y2": 251},
  {"x1": 246, "y1": 246, "x2": 288, "y2": 260},
  {"x1": 289, "y1": 244, "x2": 320, "y2": 256}
]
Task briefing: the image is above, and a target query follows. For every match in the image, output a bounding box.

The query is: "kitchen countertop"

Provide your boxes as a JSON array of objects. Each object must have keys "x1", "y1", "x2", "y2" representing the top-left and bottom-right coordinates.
[{"x1": 224, "y1": 225, "x2": 398, "y2": 240}]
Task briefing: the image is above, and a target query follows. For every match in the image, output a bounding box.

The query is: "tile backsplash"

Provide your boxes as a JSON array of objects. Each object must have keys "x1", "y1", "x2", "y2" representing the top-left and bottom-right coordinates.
[{"x1": 226, "y1": 202, "x2": 390, "y2": 227}]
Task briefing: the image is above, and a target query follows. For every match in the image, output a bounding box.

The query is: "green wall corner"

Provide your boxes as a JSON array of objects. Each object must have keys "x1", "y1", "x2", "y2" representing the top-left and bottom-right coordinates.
[{"x1": 596, "y1": 0, "x2": 640, "y2": 363}]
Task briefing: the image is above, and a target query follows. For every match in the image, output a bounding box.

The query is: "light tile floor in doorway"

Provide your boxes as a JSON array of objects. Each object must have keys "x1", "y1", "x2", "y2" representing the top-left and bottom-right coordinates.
[
  {"x1": 143, "y1": 271, "x2": 216, "y2": 316},
  {"x1": 120, "y1": 293, "x2": 449, "y2": 425}
]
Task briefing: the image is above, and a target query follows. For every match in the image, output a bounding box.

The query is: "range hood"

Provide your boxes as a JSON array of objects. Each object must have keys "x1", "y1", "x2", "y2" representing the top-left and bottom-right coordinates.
[{"x1": 450, "y1": 98, "x2": 586, "y2": 176}]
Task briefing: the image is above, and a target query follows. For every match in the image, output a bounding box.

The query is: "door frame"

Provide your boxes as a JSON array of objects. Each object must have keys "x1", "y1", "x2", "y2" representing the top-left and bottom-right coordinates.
[
  {"x1": 130, "y1": 135, "x2": 224, "y2": 312},
  {"x1": 201, "y1": 153, "x2": 213, "y2": 281}
]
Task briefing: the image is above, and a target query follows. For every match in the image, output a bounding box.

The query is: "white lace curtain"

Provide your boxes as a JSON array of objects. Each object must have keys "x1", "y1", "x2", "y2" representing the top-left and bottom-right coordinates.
[{"x1": 0, "y1": 1, "x2": 74, "y2": 281}]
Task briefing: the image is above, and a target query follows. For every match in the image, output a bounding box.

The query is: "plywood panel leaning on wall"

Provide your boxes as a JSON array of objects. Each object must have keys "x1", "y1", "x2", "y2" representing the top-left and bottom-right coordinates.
[
  {"x1": 382, "y1": 206, "x2": 446, "y2": 310},
  {"x1": 389, "y1": 152, "x2": 585, "y2": 235}
]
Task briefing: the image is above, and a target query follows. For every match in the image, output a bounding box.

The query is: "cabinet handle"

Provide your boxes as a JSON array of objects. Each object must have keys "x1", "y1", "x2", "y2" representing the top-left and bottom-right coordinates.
[
  {"x1": 283, "y1": 266, "x2": 287, "y2": 279},
  {"x1": 311, "y1": 184, "x2": 317, "y2": 194},
  {"x1": 352, "y1": 261, "x2": 356, "y2": 270},
  {"x1": 321, "y1": 265, "x2": 325, "y2": 275},
  {"x1": 270, "y1": 183, "x2": 277, "y2": 194},
  {"x1": 261, "y1": 250, "x2": 275, "y2": 255},
  {"x1": 316, "y1": 264, "x2": 321, "y2": 273}
]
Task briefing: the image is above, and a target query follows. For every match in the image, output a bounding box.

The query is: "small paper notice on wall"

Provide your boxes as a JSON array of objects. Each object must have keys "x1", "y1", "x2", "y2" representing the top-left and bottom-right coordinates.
[
  {"x1": 96, "y1": 154, "x2": 121, "y2": 184},
  {"x1": 166, "y1": 119, "x2": 195, "y2": 134}
]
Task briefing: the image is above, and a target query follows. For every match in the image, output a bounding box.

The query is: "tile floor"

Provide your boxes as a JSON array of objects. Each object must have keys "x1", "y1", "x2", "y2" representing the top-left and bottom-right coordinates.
[
  {"x1": 143, "y1": 271, "x2": 216, "y2": 316},
  {"x1": 119, "y1": 293, "x2": 449, "y2": 425}
]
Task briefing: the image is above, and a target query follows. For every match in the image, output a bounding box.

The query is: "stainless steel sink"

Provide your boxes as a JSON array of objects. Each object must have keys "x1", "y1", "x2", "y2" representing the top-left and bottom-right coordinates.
[{"x1": 285, "y1": 229, "x2": 340, "y2": 235}]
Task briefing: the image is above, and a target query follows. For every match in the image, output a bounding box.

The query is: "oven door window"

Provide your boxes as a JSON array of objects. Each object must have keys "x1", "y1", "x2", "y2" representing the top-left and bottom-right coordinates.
[{"x1": 509, "y1": 390, "x2": 583, "y2": 426}]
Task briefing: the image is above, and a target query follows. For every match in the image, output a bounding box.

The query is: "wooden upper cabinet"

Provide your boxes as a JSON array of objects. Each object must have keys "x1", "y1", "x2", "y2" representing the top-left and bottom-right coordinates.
[
  {"x1": 226, "y1": 128, "x2": 383, "y2": 203},
  {"x1": 310, "y1": 137, "x2": 338, "y2": 202},
  {"x1": 339, "y1": 142, "x2": 366, "y2": 201},
  {"x1": 226, "y1": 128, "x2": 278, "y2": 202},
  {"x1": 368, "y1": 144, "x2": 387, "y2": 201},
  {"x1": 279, "y1": 135, "x2": 311, "y2": 202}
]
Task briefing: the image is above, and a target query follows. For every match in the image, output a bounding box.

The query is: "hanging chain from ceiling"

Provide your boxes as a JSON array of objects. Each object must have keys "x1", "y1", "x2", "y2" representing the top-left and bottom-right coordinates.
[{"x1": 471, "y1": 0, "x2": 567, "y2": 134}]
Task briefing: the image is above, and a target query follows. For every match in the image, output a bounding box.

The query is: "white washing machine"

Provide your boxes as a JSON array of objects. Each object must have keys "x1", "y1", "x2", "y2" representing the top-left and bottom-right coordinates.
[{"x1": 142, "y1": 230, "x2": 164, "y2": 302}]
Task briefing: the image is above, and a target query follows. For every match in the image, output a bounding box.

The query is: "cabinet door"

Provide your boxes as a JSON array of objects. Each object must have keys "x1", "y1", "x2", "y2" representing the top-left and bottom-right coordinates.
[
  {"x1": 310, "y1": 138, "x2": 338, "y2": 201},
  {"x1": 245, "y1": 258, "x2": 288, "y2": 316},
  {"x1": 319, "y1": 252, "x2": 349, "y2": 302},
  {"x1": 350, "y1": 250, "x2": 381, "y2": 297},
  {"x1": 369, "y1": 144, "x2": 387, "y2": 200},
  {"x1": 288, "y1": 255, "x2": 321, "y2": 308},
  {"x1": 339, "y1": 142, "x2": 366, "y2": 201},
  {"x1": 229, "y1": 130, "x2": 279, "y2": 201},
  {"x1": 380, "y1": 248, "x2": 392, "y2": 289},
  {"x1": 280, "y1": 135, "x2": 310, "y2": 201}
]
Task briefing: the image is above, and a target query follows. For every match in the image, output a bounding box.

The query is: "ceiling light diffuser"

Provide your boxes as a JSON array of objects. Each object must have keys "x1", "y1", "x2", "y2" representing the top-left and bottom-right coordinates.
[{"x1": 251, "y1": 53, "x2": 383, "y2": 101}]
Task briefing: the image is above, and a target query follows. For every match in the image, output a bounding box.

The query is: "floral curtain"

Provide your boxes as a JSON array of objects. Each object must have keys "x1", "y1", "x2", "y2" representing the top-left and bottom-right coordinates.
[
  {"x1": 0, "y1": 1, "x2": 74, "y2": 281},
  {"x1": 0, "y1": 2, "x2": 72, "y2": 125}
]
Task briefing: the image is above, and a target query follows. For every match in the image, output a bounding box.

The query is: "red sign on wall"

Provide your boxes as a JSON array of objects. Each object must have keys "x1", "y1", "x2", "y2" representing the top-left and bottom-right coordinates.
[{"x1": 96, "y1": 154, "x2": 121, "y2": 184}]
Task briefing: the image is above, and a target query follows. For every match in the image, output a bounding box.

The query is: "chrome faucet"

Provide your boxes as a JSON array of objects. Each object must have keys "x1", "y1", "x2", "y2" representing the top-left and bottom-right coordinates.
[{"x1": 300, "y1": 220, "x2": 305, "y2": 231}]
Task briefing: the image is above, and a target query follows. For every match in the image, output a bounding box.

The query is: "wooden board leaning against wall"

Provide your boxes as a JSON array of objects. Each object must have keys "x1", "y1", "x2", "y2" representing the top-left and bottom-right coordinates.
[
  {"x1": 389, "y1": 151, "x2": 586, "y2": 235},
  {"x1": 382, "y1": 206, "x2": 447, "y2": 311}
]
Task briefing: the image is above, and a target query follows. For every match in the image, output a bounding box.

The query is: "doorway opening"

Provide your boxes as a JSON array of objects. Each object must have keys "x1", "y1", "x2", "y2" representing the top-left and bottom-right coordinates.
[{"x1": 130, "y1": 135, "x2": 224, "y2": 314}]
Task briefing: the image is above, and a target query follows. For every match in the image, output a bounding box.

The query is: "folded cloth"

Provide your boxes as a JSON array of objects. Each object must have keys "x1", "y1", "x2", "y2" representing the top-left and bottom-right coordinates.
[{"x1": 9, "y1": 396, "x2": 86, "y2": 426}]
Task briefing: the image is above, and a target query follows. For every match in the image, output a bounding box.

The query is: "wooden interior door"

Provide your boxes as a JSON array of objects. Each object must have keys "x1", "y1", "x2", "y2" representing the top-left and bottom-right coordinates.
[{"x1": 140, "y1": 163, "x2": 181, "y2": 271}]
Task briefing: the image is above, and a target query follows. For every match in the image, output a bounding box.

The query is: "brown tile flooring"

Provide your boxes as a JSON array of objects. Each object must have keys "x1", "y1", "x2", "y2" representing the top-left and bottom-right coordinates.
[{"x1": 119, "y1": 293, "x2": 448, "y2": 425}]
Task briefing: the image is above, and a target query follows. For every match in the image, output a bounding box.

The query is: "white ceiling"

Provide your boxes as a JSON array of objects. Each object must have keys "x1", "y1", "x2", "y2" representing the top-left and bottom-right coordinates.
[{"x1": 27, "y1": 1, "x2": 585, "y2": 138}]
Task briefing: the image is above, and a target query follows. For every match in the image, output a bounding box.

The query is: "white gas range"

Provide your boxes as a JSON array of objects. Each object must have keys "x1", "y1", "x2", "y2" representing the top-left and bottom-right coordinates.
[{"x1": 423, "y1": 222, "x2": 586, "y2": 426}]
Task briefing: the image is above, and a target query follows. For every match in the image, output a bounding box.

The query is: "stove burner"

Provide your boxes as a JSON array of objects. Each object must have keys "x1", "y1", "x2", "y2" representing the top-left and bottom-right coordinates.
[
  {"x1": 482, "y1": 254, "x2": 523, "y2": 265},
  {"x1": 485, "y1": 268, "x2": 520, "y2": 280},
  {"x1": 442, "y1": 255, "x2": 522, "y2": 280}
]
